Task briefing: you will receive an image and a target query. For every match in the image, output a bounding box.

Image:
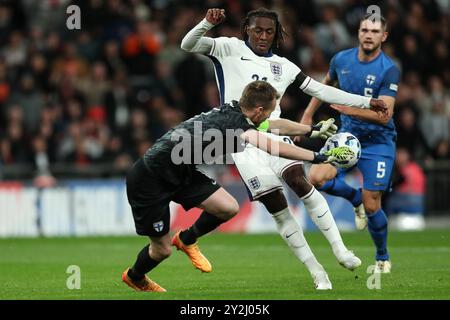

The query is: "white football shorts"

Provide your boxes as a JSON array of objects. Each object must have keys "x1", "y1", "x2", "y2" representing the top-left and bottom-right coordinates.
[{"x1": 231, "y1": 133, "x2": 303, "y2": 200}]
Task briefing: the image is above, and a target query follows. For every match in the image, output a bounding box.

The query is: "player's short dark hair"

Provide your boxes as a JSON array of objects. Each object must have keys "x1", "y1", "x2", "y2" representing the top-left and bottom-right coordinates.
[
  {"x1": 359, "y1": 12, "x2": 388, "y2": 31},
  {"x1": 241, "y1": 8, "x2": 287, "y2": 50},
  {"x1": 239, "y1": 81, "x2": 280, "y2": 111}
]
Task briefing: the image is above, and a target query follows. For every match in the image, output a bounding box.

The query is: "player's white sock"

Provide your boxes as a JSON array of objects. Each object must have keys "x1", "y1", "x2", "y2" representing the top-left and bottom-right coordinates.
[
  {"x1": 272, "y1": 208, "x2": 325, "y2": 275},
  {"x1": 301, "y1": 188, "x2": 348, "y2": 259}
]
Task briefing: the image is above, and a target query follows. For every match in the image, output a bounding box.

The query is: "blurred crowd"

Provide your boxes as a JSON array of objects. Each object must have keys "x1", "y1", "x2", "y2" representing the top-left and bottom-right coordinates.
[{"x1": 0, "y1": 0, "x2": 449, "y2": 180}]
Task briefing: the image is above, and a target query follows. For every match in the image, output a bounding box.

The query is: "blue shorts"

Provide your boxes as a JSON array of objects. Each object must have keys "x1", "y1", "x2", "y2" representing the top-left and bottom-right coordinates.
[{"x1": 338, "y1": 139, "x2": 395, "y2": 192}]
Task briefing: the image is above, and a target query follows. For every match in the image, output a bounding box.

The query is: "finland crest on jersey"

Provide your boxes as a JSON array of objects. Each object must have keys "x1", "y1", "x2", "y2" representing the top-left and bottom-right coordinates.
[
  {"x1": 153, "y1": 220, "x2": 164, "y2": 232},
  {"x1": 207, "y1": 37, "x2": 301, "y2": 119},
  {"x1": 366, "y1": 74, "x2": 376, "y2": 85}
]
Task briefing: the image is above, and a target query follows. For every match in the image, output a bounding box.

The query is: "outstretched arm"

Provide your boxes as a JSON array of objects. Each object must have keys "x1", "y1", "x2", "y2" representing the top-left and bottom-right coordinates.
[
  {"x1": 295, "y1": 72, "x2": 387, "y2": 113},
  {"x1": 180, "y1": 8, "x2": 225, "y2": 54},
  {"x1": 330, "y1": 95, "x2": 396, "y2": 125},
  {"x1": 240, "y1": 129, "x2": 316, "y2": 162},
  {"x1": 239, "y1": 129, "x2": 349, "y2": 164},
  {"x1": 261, "y1": 118, "x2": 337, "y2": 139},
  {"x1": 300, "y1": 72, "x2": 335, "y2": 125}
]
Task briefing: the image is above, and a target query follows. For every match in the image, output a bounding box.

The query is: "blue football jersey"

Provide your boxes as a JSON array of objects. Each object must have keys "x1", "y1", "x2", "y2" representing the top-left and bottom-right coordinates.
[{"x1": 329, "y1": 48, "x2": 400, "y2": 145}]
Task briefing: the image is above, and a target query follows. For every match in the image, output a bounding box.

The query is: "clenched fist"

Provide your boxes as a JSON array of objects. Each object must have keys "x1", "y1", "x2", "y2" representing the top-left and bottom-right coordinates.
[{"x1": 206, "y1": 8, "x2": 226, "y2": 25}]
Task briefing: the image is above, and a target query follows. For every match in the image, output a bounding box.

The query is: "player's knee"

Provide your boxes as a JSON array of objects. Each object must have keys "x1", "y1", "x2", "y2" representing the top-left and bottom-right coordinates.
[
  {"x1": 222, "y1": 199, "x2": 240, "y2": 220},
  {"x1": 213, "y1": 198, "x2": 239, "y2": 221},
  {"x1": 151, "y1": 244, "x2": 172, "y2": 261},
  {"x1": 283, "y1": 166, "x2": 312, "y2": 197},
  {"x1": 308, "y1": 172, "x2": 326, "y2": 189},
  {"x1": 363, "y1": 196, "x2": 381, "y2": 215}
]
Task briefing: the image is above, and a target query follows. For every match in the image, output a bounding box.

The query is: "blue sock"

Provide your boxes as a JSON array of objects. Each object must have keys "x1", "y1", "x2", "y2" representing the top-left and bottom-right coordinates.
[
  {"x1": 367, "y1": 209, "x2": 389, "y2": 261},
  {"x1": 319, "y1": 178, "x2": 362, "y2": 207}
]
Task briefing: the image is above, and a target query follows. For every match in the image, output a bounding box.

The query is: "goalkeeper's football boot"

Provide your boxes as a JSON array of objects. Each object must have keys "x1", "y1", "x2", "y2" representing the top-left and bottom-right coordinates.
[
  {"x1": 122, "y1": 268, "x2": 166, "y2": 292},
  {"x1": 312, "y1": 271, "x2": 332, "y2": 290},
  {"x1": 337, "y1": 250, "x2": 362, "y2": 271},
  {"x1": 172, "y1": 231, "x2": 212, "y2": 273},
  {"x1": 354, "y1": 203, "x2": 368, "y2": 230},
  {"x1": 374, "y1": 260, "x2": 391, "y2": 273}
]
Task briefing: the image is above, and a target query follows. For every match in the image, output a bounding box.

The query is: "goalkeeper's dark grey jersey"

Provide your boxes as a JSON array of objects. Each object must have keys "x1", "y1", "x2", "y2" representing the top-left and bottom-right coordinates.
[{"x1": 143, "y1": 101, "x2": 256, "y2": 185}]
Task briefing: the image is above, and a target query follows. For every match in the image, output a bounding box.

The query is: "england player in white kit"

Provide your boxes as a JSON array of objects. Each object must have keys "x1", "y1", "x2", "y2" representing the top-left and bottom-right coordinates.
[{"x1": 175, "y1": 8, "x2": 387, "y2": 290}]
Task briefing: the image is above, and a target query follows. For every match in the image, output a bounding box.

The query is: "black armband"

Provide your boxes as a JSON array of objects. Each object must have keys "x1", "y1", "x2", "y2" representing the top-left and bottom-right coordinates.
[{"x1": 294, "y1": 71, "x2": 308, "y2": 88}]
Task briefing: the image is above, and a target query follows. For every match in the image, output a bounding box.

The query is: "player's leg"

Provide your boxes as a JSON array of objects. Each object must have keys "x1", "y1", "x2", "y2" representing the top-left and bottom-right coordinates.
[
  {"x1": 282, "y1": 164, "x2": 361, "y2": 271},
  {"x1": 123, "y1": 157, "x2": 171, "y2": 291},
  {"x1": 363, "y1": 189, "x2": 391, "y2": 273},
  {"x1": 258, "y1": 190, "x2": 331, "y2": 289},
  {"x1": 172, "y1": 172, "x2": 238, "y2": 273},
  {"x1": 235, "y1": 145, "x2": 331, "y2": 289},
  {"x1": 309, "y1": 163, "x2": 367, "y2": 230},
  {"x1": 178, "y1": 187, "x2": 239, "y2": 245},
  {"x1": 358, "y1": 148, "x2": 395, "y2": 273},
  {"x1": 123, "y1": 234, "x2": 171, "y2": 292}
]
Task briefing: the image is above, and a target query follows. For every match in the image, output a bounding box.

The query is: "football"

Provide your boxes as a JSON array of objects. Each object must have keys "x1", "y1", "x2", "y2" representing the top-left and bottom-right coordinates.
[{"x1": 321, "y1": 132, "x2": 361, "y2": 169}]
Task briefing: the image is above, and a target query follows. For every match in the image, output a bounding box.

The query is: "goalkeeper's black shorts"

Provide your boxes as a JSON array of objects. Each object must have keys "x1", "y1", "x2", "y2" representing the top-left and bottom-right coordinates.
[{"x1": 126, "y1": 158, "x2": 220, "y2": 237}]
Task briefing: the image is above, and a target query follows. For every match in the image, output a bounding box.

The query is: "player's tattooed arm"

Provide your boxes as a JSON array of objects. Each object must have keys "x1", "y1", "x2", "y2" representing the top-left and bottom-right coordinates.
[
  {"x1": 180, "y1": 9, "x2": 225, "y2": 53},
  {"x1": 330, "y1": 95, "x2": 395, "y2": 125},
  {"x1": 295, "y1": 72, "x2": 388, "y2": 114}
]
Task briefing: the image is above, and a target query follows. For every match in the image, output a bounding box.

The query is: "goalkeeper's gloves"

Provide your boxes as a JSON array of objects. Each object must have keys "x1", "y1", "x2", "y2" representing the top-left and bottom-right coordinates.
[
  {"x1": 307, "y1": 118, "x2": 338, "y2": 139},
  {"x1": 312, "y1": 146, "x2": 355, "y2": 164}
]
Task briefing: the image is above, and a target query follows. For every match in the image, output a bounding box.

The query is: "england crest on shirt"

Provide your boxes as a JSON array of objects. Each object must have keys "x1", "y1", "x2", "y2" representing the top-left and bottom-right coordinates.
[
  {"x1": 248, "y1": 177, "x2": 261, "y2": 190},
  {"x1": 270, "y1": 62, "x2": 282, "y2": 80}
]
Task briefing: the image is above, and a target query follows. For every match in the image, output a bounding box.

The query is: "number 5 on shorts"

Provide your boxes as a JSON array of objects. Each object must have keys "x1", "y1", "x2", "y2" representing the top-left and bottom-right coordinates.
[{"x1": 376, "y1": 161, "x2": 386, "y2": 178}]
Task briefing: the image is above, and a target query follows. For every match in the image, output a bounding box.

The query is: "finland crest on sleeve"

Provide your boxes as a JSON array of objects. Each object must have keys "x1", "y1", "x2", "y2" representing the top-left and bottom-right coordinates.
[
  {"x1": 153, "y1": 221, "x2": 164, "y2": 232},
  {"x1": 248, "y1": 177, "x2": 261, "y2": 190},
  {"x1": 270, "y1": 62, "x2": 282, "y2": 81}
]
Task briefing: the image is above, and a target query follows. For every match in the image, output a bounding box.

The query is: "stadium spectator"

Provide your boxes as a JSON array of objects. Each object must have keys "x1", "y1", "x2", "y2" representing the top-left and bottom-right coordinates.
[{"x1": 0, "y1": 0, "x2": 447, "y2": 182}]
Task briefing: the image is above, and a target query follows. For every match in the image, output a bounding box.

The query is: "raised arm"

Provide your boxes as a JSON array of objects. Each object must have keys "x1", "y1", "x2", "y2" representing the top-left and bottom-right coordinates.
[{"x1": 180, "y1": 8, "x2": 225, "y2": 54}]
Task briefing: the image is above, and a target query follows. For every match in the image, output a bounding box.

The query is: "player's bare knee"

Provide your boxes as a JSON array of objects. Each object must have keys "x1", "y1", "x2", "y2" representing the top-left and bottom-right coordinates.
[
  {"x1": 151, "y1": 244, "x2": 172, "y2": 261},
  {"x1": 258, "y1": 190, "x2": 287, "y2": 213},
  {"x1": 363, "y1": 198, "x2": 380, "y2": 215},
  {"x1": 308, "y1": 171, "x2": 325, "y2": 188},
  {"x1": 223, "y1": 200, "x2": 240, "y2": 220},
  {"x1": 283, "y1": 165, "x2": 312, "y2": 197},
  {"x1": 213, "y1": 198, "x2": 239, "y2": 220},
  {"x1": 363, "y1": 191, "x2": 382, "y2": 215}
]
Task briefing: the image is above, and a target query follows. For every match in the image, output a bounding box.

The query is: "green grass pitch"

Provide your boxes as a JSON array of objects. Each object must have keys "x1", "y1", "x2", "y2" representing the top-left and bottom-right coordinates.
[{"x1": 0, "y1": 229, "x2": 449, "y2": 300}]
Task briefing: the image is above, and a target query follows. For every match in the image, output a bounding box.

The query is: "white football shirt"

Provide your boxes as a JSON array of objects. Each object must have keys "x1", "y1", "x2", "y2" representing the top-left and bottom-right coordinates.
[{"x1": 207, "y1": 37, "x2": 301, "y2": 119}]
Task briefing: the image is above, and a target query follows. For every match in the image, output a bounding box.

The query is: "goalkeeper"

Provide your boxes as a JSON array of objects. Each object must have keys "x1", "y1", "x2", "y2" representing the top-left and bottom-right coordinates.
[{"x1": 122, "y1": 81, "x2": 354, "y2": 292}]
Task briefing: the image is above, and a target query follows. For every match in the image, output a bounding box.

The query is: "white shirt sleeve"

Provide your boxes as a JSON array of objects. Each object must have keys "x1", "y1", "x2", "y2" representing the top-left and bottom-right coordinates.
[
  {"x1": 300, "y1": 76, "x2": 371, "y2": 109},
  {"x1": 209, "y1": 37, "x2": 239, "y2": 58},
  {"x1": 180, "y1": 18, "x2": 215, "y2": 54}
]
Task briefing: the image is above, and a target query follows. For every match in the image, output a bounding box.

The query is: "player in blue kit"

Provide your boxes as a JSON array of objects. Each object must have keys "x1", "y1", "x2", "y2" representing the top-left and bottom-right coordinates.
[{"x1": 302, "y1": 13, "x2": 400, "y2": 273}]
